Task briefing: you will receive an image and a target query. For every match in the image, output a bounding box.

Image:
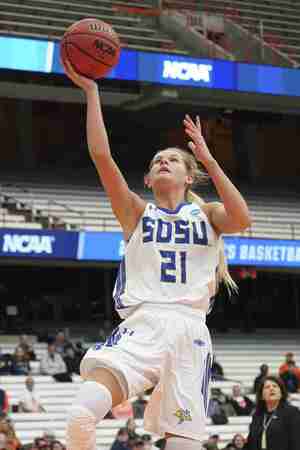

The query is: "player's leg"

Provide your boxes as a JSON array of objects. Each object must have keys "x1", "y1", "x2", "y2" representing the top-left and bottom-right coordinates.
[
  {"x1": 144, "y1": 309, "x2": 212, "y2": 449},
  {"x1": 66, "y1": 367, "x2": 124, "y2": 450},
  {"x1": 67, "y1": 309, "x2": 162, "y2": 450},
  {"x1": 165, "y1": 435, "x2": 202, "y2": 449}
]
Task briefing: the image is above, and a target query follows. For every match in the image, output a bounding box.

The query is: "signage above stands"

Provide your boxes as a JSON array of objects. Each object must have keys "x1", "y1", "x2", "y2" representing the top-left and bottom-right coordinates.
[
  {"x1": 162, "y1": 60, "x2": 213, "y2": 84},
  {"x1": 1, "y1": 35, "x2": 300, "y2": 101},
  {"x1": 0, "y1": 228, "x2": 299, "y2": 268},
  {"x1": 224, "y1": 237, "x2": 300, "y2": 268},
  {"x1": 0, "y1": 228, "x2": 78, "y2": 259}
]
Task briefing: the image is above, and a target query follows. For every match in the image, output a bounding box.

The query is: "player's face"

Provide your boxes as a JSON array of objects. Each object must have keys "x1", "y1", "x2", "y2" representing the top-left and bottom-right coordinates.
[
  {"x1": 262, "y1": 380, "x2": 282, "y2": 403},
  {"x1": 147, "y1": 150, "x2": 193, "y2": 191}
]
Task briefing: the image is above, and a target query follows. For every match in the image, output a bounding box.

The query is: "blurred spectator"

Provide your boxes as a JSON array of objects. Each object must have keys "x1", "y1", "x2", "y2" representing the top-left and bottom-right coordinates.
[
  {"x1": 223, "y1": 445, "x2": 236, "y2": 450},
  {"x1": 33, "y1": 438, "x2": 50, "y2": 450},
  {"x1": 125, "y1": 418, "x2": 139, "y2": 441},
  {"x1": 279, "y1": 352, "x2": 300, "y2": 383},
  {"x1": 51, "y1": 441, "x2": 65, "y2": 450},
  {"x1": 10, "y1": 347, "x2": 30, "y2": 376},
  {"x1": 132, "y1": 440, "x2": 144, "y2": 450},
  {"x1": 208, "y1": 388, "x2": 229, "y2": 423},
  {"x1": 203, "y1": 434, "x2": 220, "y2": 449},
  {"x1": 127, "y1": 438, "x2": 137, "y2": 450},
  {"x1": 141, "y1": 435, "x2": 159, "y2": 450},
  {"x1": 280, "y1": 362, "x2": 300, "y2": 393},
  {"x1": 279, "y1": 352, "x2": 296, "y2": 375},
  {"x1": 42, "y1": 431, "x2": 56, "y2": 447},
  {"x1": 0, "y1": 417, "x2": 22, "y2": 450},
  {"x1": 73, "y1": 342, "x2": 85, "y2": 360},
  {"x1": 110, "y1": 428, "x2": 130, "y2": 450},
  {"x1": 227, "y1": 385, "x2": 254, "y2": 416},
  {"x1": 63, "y1": 346, "x2": 80, "y2": 376},
  {"x1": 132, "y1": 394, "x2": 148, "y2": 419},
  {"x1": 253, "y1": 364, "x2": 269, "y2": 394},
  {"x1": 0, "y1": 349, "x2": 12, "y2": 375},
  {"x1": 40, "y1": 343, "x2": 72, "y2": 382},
  {"x1": 54, "y1": 331, "x2": 73, "y2": 357},
  {"x1": 17, "y1": 336, "x2": 36, "y2": 362},
  {"x1": 18, "y1": 376, "x2": 45, "y2": 413},
  {"x1": 0, "y1": 388, "x2": 9, "y2": 415},
  {"x1": 231, "y1": 433, "x2": 245, "y2": 449},
  {"x1": 211, "y1": 356, "x2": 225, "y2": 381}
]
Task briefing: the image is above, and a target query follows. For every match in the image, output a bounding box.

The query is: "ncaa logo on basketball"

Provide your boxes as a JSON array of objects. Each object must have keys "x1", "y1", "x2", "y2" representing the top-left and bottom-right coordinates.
[
  {"x1": 2, "y1": 234, "x2": 55, "y2": 254},
  {"x1": 94, "y1": 40, "x2": 116, "y2": 57}
]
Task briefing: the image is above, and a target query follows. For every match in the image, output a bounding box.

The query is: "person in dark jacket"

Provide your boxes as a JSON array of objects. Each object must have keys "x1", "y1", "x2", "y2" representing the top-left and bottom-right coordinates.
[
  {"x1": 111, "y1": 427, "x2": 130, "y2": 450},
  {"x1": 253, "y1": 364, "x2": 269, "y2": 394},
  {"x1": 245, "y1": 375, "x2": 300, "y2": 450}
]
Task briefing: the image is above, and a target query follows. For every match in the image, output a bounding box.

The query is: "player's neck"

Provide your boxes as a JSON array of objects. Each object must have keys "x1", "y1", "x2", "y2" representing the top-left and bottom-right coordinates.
[
  {"x1": 154, "y1": 191, "x2": 186, "y2": 211},
  {"x1": 155, "y1": 198, "x2": 186, "y2": 211}
]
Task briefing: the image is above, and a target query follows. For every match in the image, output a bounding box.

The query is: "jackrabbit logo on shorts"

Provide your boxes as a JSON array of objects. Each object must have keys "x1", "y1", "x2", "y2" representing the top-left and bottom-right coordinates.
[{"x1": 174, "y1": 408, "x2": 192, "y2": 424}]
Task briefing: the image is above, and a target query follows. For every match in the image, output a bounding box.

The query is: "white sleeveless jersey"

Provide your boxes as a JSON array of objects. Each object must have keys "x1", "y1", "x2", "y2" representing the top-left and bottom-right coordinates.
[{"x1": 113, "y1": 202, "x2": 220, "y2": 318}]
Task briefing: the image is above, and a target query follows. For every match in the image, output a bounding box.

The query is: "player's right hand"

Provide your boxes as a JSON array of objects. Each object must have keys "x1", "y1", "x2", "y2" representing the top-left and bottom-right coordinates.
[{"x1": 61, "y1": 57, "x2": 97, "y2": 93}]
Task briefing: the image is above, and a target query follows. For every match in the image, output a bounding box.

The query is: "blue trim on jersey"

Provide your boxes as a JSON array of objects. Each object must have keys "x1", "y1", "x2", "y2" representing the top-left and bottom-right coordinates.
[
  {"x1": 156, "y1": 202, "x2": 190, "y2": 215},
  {"x1": 113, "y1": 258, "x2": 126, "y2": 309}
]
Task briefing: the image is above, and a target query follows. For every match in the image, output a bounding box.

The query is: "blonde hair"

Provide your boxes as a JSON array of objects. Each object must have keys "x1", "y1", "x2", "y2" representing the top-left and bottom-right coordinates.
[
  {"x1": 150, "y1": 147, "x2": 237, "y2": 294},
  {"x1": 187, "y1": 190, "x2": 237, "y2": 294}
]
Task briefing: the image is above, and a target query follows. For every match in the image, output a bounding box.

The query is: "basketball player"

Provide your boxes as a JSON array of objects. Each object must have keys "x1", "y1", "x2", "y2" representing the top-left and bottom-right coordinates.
[{"x1": 62, "y1": 59, "x2": 251, "y2": 450}]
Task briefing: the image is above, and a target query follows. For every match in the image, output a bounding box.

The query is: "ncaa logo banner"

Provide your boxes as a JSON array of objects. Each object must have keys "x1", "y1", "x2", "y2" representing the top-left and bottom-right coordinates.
[{"x1": 0, "y1": 228, "x2": 79, "y2": 259}]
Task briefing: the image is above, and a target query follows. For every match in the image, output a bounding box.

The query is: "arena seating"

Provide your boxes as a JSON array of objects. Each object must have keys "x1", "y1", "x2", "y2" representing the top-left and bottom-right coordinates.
[
  {"x1": 163, "y1": 0, "x2": 300, "y2": 65},
  {"x1": 0, "y1": 207, "x2": 42, "y2": 230},
  {"x1": 0, "y1": 0, "x2": 299, "y2": 64},
  {"x1": 0, "y1": 0, "x2": 188, "y2": 55},
  {"x1": 1, "y1": 181, "x2": 300, "y2": 239},
  {"x1": 1, "y1": 331, "x2": 300, "y2": 449}
]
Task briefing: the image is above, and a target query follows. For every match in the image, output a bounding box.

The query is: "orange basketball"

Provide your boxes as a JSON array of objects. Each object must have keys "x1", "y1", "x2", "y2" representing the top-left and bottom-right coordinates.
[{"x1": 60, "y1": 18, "x2": 121, "y2": 79}]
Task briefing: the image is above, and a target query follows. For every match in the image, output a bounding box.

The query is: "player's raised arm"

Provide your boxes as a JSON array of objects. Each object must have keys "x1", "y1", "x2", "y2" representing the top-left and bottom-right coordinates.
[
  {"x1": 184, "y1": 114, "x2": 251, "y2": 234},
  {"x1": 61, "y1": 59, "x2": 146, "y2": 238}
]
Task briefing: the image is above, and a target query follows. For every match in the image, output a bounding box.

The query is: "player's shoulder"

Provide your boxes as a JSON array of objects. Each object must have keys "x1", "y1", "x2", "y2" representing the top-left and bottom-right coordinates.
[{"x1": 201, "y1": 201, "x2": 222, "y2": 219}]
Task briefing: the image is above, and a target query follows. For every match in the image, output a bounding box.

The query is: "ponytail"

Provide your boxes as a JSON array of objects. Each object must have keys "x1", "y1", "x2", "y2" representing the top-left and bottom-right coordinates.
[{"x1": 187, "y1": 190, "x2": 238, "y2": 295}]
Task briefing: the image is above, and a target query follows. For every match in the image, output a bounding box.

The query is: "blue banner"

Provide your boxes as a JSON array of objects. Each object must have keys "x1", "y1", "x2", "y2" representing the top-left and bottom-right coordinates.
[
  {"x1": 0, "y1": 36, "x2": 54, "y2": 73},
  {"x1": 0, "y1": 226, "x2": 300, "y2": 267},
  {"x1": 224, "y1": 236, "x2": 300, "y2": 267},
  {"x1": 1, "y1": 35, "x2": 300, "y2": 97},
  {"x1": 0, "y1": 228, "x2": 78, "y2": 259},
  {"x1": 78, "y1": 232, "x2": 300, "y2": 268},
  {"x1": 77, "y1": 231, "x2": 125, "y2": 261}
]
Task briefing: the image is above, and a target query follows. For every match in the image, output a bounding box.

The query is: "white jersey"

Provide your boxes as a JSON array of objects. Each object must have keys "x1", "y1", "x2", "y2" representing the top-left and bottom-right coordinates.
[{"x1": 113, "y1": 201, "x2": 220, "y2": 318}]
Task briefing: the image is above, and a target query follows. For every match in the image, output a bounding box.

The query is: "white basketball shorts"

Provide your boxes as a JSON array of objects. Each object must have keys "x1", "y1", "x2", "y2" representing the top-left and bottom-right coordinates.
[{"x1": 80, "y1": 303, "x2": 212, "y2": 442}]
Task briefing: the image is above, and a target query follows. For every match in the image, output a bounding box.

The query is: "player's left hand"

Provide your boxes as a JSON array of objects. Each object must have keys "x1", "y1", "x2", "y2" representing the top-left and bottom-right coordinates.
[{"x1": 183, "y1": 114, "x2": 215, "y2": 168}]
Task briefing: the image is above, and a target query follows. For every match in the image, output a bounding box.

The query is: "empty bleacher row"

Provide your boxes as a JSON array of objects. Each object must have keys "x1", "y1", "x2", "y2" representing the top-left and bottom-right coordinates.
[
  {"x1": 1, "y1": 331, "x2": 300, "y2": 449},
  {"x1": 163, "y1": 0, "x2": 300, "y2": 66},
  {"x1": 1, "y1": 182, "x2": 300, "y2": 239},
  {"x1": 0, "y1": 0, "x2": 187, "y2": 55}
]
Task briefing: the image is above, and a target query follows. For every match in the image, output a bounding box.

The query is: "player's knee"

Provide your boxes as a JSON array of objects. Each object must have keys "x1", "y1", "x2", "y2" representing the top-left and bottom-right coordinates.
[{"x1": 72, "y1": 380, "x2": 112, "y2": 422}]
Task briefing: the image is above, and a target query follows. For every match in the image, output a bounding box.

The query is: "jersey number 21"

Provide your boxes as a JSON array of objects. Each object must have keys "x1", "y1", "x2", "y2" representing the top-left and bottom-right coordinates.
[{"x1": 159, "y1": 250, "x2": 187, "y2": 284}]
